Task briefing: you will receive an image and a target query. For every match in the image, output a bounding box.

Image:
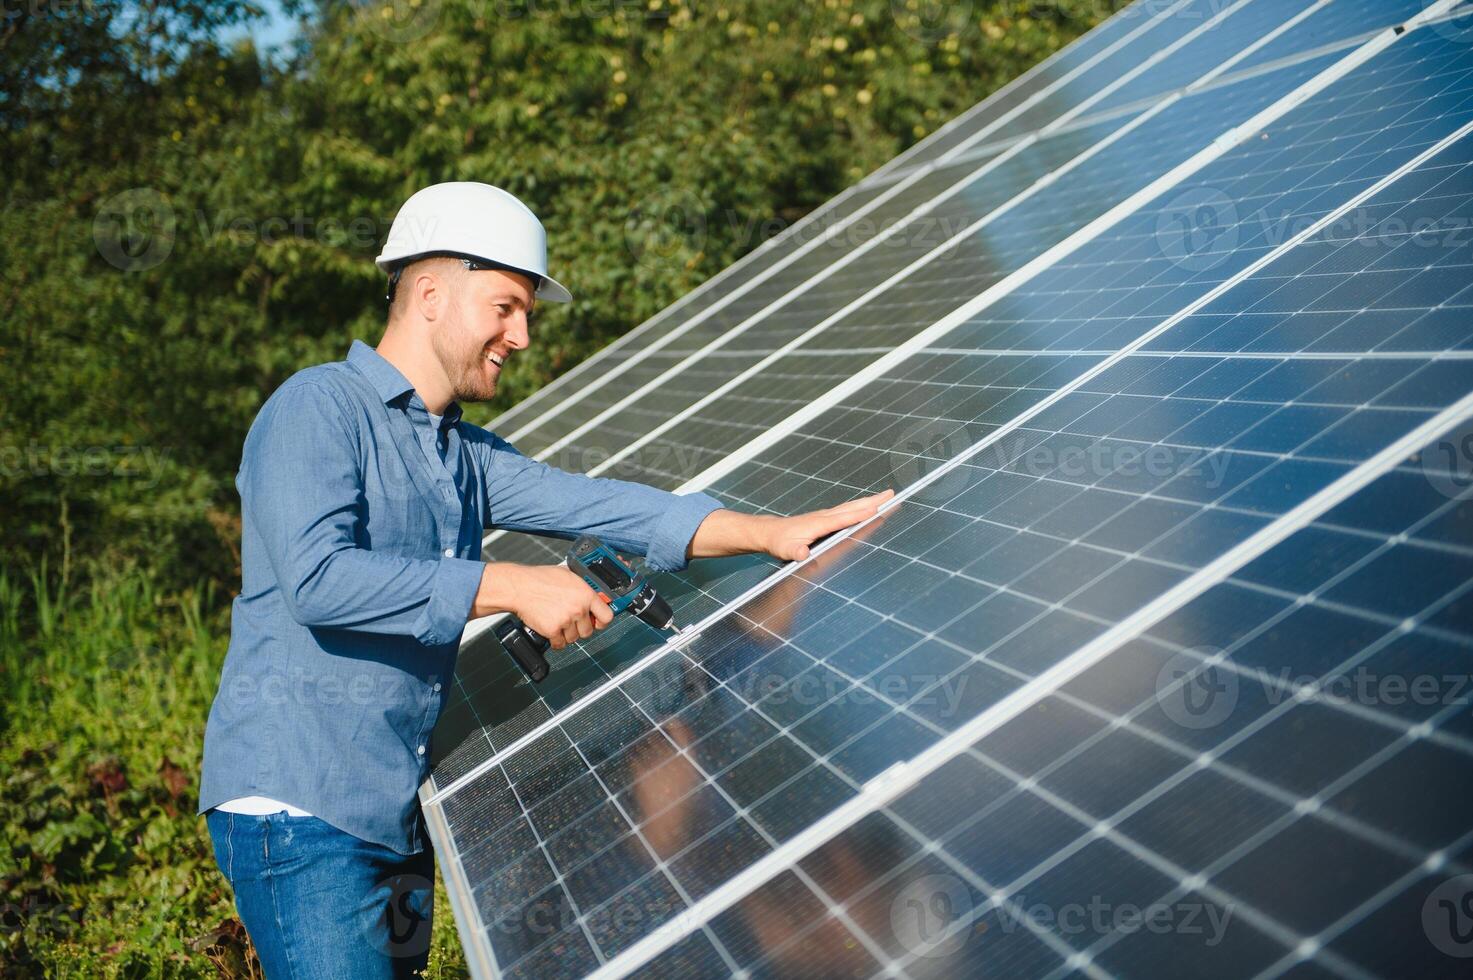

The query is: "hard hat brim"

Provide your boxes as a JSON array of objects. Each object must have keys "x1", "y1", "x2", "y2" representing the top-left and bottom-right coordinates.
[{"x1": 537, "y1": 274, "x2": 573, "y2": 304}]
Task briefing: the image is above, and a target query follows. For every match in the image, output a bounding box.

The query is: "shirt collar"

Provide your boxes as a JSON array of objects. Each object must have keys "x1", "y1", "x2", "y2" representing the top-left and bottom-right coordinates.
[
  {"x1": 348, "y1": 339, "x2": 416, "y2": 405},
  {"x1": 346, "y1": 340, "x2": 463, "y2": 428},
  {"x1": 431, "y1": 400, "x2": 464, "y2": 430}
]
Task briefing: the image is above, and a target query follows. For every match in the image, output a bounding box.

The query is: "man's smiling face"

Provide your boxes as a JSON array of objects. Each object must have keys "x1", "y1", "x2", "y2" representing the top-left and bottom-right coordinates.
[{"x1": 432, "y1": 265, "x2": 537, "y2": 403}]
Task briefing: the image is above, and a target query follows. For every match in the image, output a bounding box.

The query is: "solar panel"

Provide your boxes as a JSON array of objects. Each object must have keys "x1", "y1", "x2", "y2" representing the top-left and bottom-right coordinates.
[{"x1": 426, "y1": 4, "x2": 1473, "y2": 977}]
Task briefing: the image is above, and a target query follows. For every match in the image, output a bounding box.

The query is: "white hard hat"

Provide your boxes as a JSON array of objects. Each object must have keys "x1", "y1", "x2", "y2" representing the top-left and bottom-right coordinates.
[{"x1": 375, "y1": 182, "x2": 573, "y2": 303}]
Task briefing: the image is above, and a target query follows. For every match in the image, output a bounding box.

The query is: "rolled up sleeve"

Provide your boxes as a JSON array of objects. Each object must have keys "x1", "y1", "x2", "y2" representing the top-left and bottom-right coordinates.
[
  {"x1": 413, "y1": 557, "x2": 484, "y2": 646},
  {"x1": 471, "y1": 432, "x2": 723, "y2": 571},
  {"x1": 643, "y1": 491, "x2": 724, "y2": 571}
]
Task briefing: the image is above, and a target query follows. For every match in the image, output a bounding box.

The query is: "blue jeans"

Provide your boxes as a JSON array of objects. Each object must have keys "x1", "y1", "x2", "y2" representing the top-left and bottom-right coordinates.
[{"x1": 205, "y1": 809, "x2": 434, "y2": 979}]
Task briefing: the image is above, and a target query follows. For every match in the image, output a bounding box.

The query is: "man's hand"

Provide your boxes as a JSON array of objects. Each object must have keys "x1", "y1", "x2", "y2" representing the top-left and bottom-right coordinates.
[
  {"x1": 472, "y1": 562, "x2": 614, "y2": 650},
  {"x1": 689, "y1": 489, "x2": 896, "y2": 563}
]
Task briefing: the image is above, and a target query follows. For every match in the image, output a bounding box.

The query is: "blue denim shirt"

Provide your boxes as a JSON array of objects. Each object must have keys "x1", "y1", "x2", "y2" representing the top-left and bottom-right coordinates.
[{"x1": 199, "y1": 340, "x2": 722, "y2": 853}]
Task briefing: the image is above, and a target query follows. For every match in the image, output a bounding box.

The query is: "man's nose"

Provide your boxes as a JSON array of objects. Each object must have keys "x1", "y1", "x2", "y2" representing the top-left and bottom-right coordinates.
[{"x1": 505, "y1": 316, "x2": 531, "y2": 350}]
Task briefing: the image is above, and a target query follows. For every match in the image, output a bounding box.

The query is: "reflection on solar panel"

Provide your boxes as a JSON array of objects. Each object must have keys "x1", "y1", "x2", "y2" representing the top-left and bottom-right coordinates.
[{"x1": 426, "y1": 3, "x2": 1473, "y2": 977}]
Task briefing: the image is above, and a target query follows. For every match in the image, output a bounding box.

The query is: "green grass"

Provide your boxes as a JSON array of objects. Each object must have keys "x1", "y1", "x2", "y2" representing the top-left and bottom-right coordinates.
[{"x1": 0, "y1": 563, "x2": 470, "y2": 977}]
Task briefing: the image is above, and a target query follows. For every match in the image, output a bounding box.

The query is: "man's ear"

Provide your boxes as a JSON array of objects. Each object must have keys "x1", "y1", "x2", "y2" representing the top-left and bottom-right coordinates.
[{"x1": 412, "y1": 268, "x2": 444, "y2": 322}]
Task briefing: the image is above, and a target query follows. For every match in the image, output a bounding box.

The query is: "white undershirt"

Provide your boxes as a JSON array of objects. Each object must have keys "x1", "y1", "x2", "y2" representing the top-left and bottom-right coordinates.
[
  {"x1": 215, "y1": 795, "x2": 313, "y2": 817},
  {"x1": 217, "y1": 414, "x2": 447, "y2": 821}
]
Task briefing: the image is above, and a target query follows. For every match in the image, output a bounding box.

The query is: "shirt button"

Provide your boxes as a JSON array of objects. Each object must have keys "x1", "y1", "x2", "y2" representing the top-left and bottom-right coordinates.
[
  {"x1": 444, "y1": 548, "x2": 454, "y2": 557},
  {"x1": 417, "y1": 745, "x2": 426, "y2": 756},
  {"x1": 433, "y1": 682, "x2": 442, "y2": 692}
]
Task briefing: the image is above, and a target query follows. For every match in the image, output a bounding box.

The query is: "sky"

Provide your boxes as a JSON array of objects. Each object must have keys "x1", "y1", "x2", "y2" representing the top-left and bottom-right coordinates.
[{"x1": 223, "y1": 0, "x2": 301, "y2": 54}]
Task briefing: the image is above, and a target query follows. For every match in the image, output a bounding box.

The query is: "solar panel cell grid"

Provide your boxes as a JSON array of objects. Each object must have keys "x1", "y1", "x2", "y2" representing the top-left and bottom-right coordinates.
[
  {"x1": 1077, "y1": 0, "x2": 1321, "y2": 118},
  {"x1": 585, "y1": 55, "x2": 1343, "y2": 502},
  {"x1": 700, "y1": 23, "x2": 1473, "y2": 520},
  {"x1": 1228, "y1": 0, "x2": 1441, "y2": 77},
  {"x1": 430, "y1": 100, "x2": 1473, "y2": 980}
]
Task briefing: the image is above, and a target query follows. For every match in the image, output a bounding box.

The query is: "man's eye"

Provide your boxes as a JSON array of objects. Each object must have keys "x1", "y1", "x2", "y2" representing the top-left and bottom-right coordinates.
[{"x1": 496, "y1": 304, "x2": 511, "y2": 315}]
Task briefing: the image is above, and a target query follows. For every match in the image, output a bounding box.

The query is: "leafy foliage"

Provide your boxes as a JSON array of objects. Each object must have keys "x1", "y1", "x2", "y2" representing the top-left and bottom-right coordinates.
[{"x1": 1, "y1": 0, "x2": 1116, "y2": 971}]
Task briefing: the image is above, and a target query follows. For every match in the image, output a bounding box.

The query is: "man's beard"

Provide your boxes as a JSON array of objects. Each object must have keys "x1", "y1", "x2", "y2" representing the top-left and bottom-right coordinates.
[{"x1": 432, "y1": 317, "x2": 497, "y2": 403}]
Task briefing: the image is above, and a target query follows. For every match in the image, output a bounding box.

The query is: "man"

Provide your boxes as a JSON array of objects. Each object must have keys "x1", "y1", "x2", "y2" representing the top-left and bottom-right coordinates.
[{"x1": 197, "y1": 182, "x2": 891, "y2": 977}]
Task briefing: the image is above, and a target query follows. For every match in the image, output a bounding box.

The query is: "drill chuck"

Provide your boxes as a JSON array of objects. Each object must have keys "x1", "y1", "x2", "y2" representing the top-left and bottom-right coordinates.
[{"x1": 629, "y1": 584, "x2": 677, "y2": 632}]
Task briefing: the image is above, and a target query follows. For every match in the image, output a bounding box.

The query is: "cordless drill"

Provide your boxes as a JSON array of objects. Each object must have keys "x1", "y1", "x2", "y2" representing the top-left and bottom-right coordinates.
[{"x1": 493, "y1": 535, "x2": 678, "y2": 683}]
